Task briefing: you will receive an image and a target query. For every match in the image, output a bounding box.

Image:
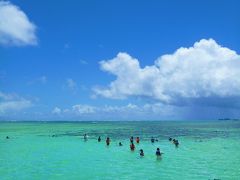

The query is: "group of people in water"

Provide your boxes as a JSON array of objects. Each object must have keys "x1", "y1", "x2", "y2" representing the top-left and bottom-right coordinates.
[
  {"x1": 6, "y1": 134, "x2": 179, "y2": 158},
  {"x1": 83, "y1": 134, "x2": 179, "y2": 158}
]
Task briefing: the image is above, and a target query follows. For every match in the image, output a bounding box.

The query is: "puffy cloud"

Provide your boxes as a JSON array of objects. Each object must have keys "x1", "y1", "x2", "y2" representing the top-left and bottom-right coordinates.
[
  {"x1": 52, "y1": 107, "x2": 61, "y2": 115},
  {"x1": 0, "y1": 1, "x2": 37, "y2": 46},
  {"x1": 0, "y1": 91, "x2": 32, "y2": 114},
  {"x1": 94, "y1": 39, "x2": 240, "y2": 105},
  {"x1": 50, "y1": 103, "x2": 177, "y2": 120},
  {"x1": 72, "y1": 104, "x2": 96, "y2": 114},
  {"x1": 0, "y1": 100, "x2": 31, "y2": 113},
  {"x1": 101, "y1": 103, "x2": 138, "y2": 113}
]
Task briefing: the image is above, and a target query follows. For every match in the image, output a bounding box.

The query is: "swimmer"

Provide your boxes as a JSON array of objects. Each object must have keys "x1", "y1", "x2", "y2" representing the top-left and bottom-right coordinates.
[
  {"x1": 83, "y1": 134, "x2": 88, "y2": 141},
  {"x1": 6, "y1": 136, "x2": 9, "y2": 139},
  {"x1": 130, "y1": 142, "x2": 135, "y2": 151},
  {"x1": 106, "y1": 137, "x2": 110, "y2": 146},
  {"x1": 119, "y1": 142, "x2": 123, "y2": 146},
  {"x1": 98, "y1": 136, "x2": 101, "y2": 142},
  {"x1": 169, "y1": 137, "x2": 172, "y2": 141},
  {"x1": 140, "y1": 149, "x2": 144, "y2": 157},
  {"x1": 156, "y1": 148, "x2": 161, "y2": 156},
  {"x1": 151, "y1": 137, "x2": 155, "y2": 143},
  {"x1": 174, "y1": 140, "x2": 179, "y2": 147},
  {"x1": 172, "y1": 138, "x2": 179, "y2": 147},
  {"x1": 136, "y1": 137, "x2": 140, "y2": 143},
  {"x1": 130, "y1": 136, "x2": 134, "y2": 143}
]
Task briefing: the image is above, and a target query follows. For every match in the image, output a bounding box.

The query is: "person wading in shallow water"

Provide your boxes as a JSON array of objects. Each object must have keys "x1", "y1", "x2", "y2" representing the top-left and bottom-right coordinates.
[
  {"x1": 83, "y1": 134, "x2": 88, "y2": 141},
  {"x1": 130, "y1": 142, "x2": 135, "y2": 151},
  {"x1": 98, "y1": 136, "x2": 101, "y2": 142},
  {"x1": 140, "y1": 149, "x2": 144, "y2": 157},
  {"x1": 130, "y1": 136, "x2": 134, "y2": 143},
  {"x1": 136, "y1": 137, "x2": 140, "y2": 143},
  {"x1": 106, "y1": 137, "x2": 110, "y2": 146},
  {"x1": 151, "y1": 137, "x2": 155, "y2": 143},
  {"x1": 173, "y1": 139, "x2": 179, "y2": 147},
  {"x1": 156, "y1": 148, "x2": 162, "y2": 157}
]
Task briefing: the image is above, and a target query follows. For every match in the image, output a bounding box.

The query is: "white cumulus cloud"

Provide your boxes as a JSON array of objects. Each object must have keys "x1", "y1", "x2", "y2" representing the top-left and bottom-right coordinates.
[
  {"x1": 50, "y1": 103, "x2": 178, "y2": 120},
  {"x1": 0, "y1": 1, "x2": 37, "y2": 46},
  {"x1": 52, "y1": 107, "x2": 61, "y2": 115},
  {"x1": 72, "y1": 104, "x2": 96, "y2": 114},
  {"x1": 94, "y1": 39, "x2": 240, "y2": 105},
  {"x1": 0, "y1": 91, "x2": 32, "y2": 114}
]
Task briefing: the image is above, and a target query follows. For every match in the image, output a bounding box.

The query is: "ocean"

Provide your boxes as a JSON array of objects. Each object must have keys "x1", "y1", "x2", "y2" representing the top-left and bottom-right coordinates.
[{"x1": 0, "y1": 121, "x2": 240, "y2": 180}]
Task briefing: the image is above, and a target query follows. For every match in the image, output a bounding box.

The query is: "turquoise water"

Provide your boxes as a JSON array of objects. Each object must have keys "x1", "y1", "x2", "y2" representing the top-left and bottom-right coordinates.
[{"x1": 0, "y1": 121, "x2": 240, "y2": 180}]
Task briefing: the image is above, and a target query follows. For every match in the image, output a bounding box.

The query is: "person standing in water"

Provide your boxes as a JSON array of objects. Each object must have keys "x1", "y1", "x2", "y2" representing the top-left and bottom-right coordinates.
[
  {"x1": 83, "y1": 134, "x2": 88, "y2": 141},
  {"x1": 98, "y1": 136, "x2": 101, "y2": 142},
  {"x1": 140, "y1": 149, "x2": 144, "y2": 157},
  {"x1": 130, "y1": 142, "x2": 135, "y2": 151},
  {"x1": 173, "y1": 139, "x2": 179, "y2": 147},
  {"x1": 136, "y1": 137, "x2": 140, "y2": 143},
  {"x1": 106, "y1": 137, "x2": 110, "y2": 146},
  {"x1": 151, "y1": 137, "x2": 155, "y2": 143},
  {"x1": 130, "y1": 136, "x2": 134, "y2": 143},
  {"x1": 156, "y1": 148, "x2": 162, "y2": 157}
]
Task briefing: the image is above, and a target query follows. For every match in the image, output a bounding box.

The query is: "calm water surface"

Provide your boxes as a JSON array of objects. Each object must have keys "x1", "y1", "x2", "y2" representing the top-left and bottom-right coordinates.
[{"x1": 0, "y1": 121, "x2": 240, "y2": 180}]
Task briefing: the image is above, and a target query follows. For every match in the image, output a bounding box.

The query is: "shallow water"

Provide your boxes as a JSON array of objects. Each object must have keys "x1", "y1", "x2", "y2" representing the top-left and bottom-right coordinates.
[{"x1": 0, "y1": 121, "x2": 240, "y2": 179}]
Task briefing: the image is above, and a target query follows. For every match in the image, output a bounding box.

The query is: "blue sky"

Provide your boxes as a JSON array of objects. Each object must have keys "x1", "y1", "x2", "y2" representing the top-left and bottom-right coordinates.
[{"x1": 0, "y1": 0, "x2": 240, "y2": 120}]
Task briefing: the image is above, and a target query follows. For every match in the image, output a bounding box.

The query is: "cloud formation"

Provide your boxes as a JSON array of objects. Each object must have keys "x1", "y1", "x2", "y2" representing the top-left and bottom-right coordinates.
[
  {"x1": 52, "y1": 107, "x2": 61, "y2": 115},
  {"x1": 94, "y1": 39, "x2": 240, "y2": 106},
  {"x1": 0, "y1": 91, "x2": 32, "y2": 114},
  {"x1": 72, "y1": 104, "x2": 96, "y2": 114},
  {"x1": 0, "y1": 1, "x2": 37, "y2": 46},
  {"x1": 51, "y1": 103, "x2": 176, "y2": 120}
]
